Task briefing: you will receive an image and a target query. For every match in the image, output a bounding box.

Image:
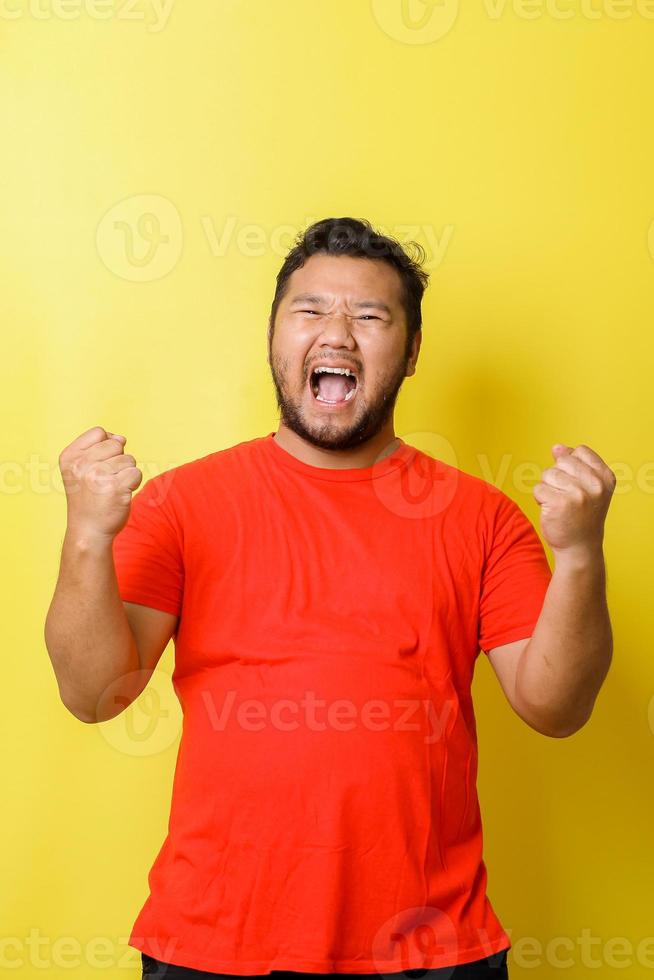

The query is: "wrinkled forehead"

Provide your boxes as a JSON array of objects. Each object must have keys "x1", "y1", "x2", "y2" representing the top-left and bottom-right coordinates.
[{"x1": 282, "y1": 254, "x2": 405, "y2": 312}]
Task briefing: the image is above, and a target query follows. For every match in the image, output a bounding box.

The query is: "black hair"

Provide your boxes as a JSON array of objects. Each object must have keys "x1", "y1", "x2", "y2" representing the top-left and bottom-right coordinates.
[{"x1": 268, "y1": 217, "x2": 430, "y2": 357}]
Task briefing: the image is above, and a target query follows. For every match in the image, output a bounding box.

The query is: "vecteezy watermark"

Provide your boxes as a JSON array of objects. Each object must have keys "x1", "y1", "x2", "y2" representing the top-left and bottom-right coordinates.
[
  {"x1": 95, "y1": 668, "x2": 182, "y2": 757},
  {"x1": 373, "y1": 433, "x2": 648, "y2": 521},
  {"x1": 372, "y1": 906, "x2": 460, "y2": 978},
  {"x1": 3, "y1": 926, "x2": 654, "y2": 971},
  {"x1": 371, "y1": 916, "x2": 654, "y2": 974},
  {"x1": 0, "y1": 930, "x2": 179, "y2": 970},
  {"x1": 503, "y1": 926, "x2": 654, "y2": 970},
  {"x1": 0, "y1": 0, "x2": 175, "y2": 31},
  {"x1": 91, "y1": 676, "x2": 458, "y2": 756},
  {"x1": 371, "y1": 0, "x2": 461, "y2": 45},
  {"x1": 0, "y1": 453, "x2": 179, "y2": 497},
  {"x1": 474, "y1": 451, "x2": 652, "y2": 496},
  {"x1": 481, "y1": 0, "x2": 654, "y2": 20},
  {"x1": 4, "y1": 447, "x2": 653, "y2": 497},
  {"x1": 199, "y1": 690, "x2": 456, "y2": 744},
  {"x1": 0, "y1": 0, "x2": 175, "y2": 29},
  {"x1": 371, "y1": 0, "x2": 654, "y2": 45},
  {"x1": 95, "y1": 198, "x2": 455, "y2": 282},
  {"x1": 373, "y1": 430, "x2": 461, "y2": 520},
  {"x1": 96, "y1": 194, "x2": 183, "y2": 282},
  {"x1": 200, "y1": 214, "x2": 455, "y2": 271}
]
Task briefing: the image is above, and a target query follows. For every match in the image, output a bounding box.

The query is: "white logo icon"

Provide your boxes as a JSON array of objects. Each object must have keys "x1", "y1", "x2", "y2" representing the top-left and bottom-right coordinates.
[
  {"x1": 371, "y1": 0, "x2": 460, "y2": 44},
  {"x1": 96, "y1": 194, "x2": 183, "y2": 282}
]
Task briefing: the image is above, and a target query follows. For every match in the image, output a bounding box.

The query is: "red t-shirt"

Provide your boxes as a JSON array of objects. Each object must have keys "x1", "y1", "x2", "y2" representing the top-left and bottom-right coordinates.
[{"x1": 112, "y1": 432, "x2": 552, "y2": 975}]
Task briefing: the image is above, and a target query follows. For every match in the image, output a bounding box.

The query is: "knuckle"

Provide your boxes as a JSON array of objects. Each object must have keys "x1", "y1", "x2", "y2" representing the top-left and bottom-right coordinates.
[
  {"x1": 86, "y1": 460, "x2": 105, "y2": 479},
  {"x1": 83, "y1": 425, "x2": 107, "y2": 445},
  {"x1": 87, "y1": 466, "x2": 112, "y2": 489}
]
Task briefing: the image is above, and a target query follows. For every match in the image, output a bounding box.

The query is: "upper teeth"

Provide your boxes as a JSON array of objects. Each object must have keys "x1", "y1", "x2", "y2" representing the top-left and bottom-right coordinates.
[{"x1": 313, "y1": 367, "x2": 355, "y2": 376}]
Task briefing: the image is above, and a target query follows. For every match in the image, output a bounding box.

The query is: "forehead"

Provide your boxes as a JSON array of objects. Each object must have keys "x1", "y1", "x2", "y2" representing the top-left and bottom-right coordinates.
[{"x1": 283, "y1": 253, "x2": 404, "y2": 309}]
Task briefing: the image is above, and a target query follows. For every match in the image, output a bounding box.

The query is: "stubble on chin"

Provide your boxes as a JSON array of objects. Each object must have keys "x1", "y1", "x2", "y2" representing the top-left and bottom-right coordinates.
[{"x1": 268, "y1": 356, "x2": 408, "y2": 451}]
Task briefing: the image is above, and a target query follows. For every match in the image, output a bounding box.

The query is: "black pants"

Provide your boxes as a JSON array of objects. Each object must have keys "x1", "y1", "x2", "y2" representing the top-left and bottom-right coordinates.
[{"x1": 141, "y1": 949, "x2": 509, "y2": 979}]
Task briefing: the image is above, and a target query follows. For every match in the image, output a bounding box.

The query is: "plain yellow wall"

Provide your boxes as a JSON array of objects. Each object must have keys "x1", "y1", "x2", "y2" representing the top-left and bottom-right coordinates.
[{"x1": 2, "y1": 1, "x2": 653, "y2": 977}]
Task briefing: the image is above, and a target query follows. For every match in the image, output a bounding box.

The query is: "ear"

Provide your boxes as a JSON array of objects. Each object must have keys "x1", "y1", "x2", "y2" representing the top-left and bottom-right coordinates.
[
  {"x1": 405, "y1": 329, "x2": 422, "y2": 377},
  {"x1": 266, "y1": 317, "x2": 274, "y2": 365}
]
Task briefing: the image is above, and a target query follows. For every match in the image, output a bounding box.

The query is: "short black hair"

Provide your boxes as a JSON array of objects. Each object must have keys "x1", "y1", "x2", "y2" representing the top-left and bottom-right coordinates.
[{"x1": 268, "y1": 217, "x2": 430, "y2": 357}]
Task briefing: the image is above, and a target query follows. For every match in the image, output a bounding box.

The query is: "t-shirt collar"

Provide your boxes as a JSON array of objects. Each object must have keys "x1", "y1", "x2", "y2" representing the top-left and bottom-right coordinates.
[{"x1": 263, "y1": 431, "x2": 414, "y2": 483}]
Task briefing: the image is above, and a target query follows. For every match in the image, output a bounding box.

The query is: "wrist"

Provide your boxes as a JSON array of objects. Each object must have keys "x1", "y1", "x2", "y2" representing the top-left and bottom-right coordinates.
[
  {"x1": 64, "y1": 525, "x2": 115, "y2": 555},
  {"x1": 551, "y1": 541, "x2": 605, "y2": 573}
]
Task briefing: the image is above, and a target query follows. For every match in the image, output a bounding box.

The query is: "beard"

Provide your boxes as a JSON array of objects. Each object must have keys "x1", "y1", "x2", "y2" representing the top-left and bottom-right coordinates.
[{"x1": 268, "y1": 348, "x2": 410, "y2": 452}]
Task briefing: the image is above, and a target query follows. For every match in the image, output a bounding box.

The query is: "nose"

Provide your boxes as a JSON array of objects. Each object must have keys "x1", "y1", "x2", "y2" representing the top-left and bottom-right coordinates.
[{"x1": 317, "y1": 311, "x2": 356, "y2": 349}]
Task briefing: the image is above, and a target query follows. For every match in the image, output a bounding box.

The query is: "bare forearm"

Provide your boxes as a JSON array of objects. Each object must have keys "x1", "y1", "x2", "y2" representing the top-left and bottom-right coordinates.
[
  {"x1": 44, "y1": 529, "x2": 140, "y2": 722},
  {"x1": 515, "y1": 547, "x2": 613, "y2": 737}
]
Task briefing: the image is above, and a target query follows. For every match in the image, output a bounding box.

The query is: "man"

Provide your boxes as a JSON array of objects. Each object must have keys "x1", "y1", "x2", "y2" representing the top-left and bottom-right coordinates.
[{"x1": 45, "y1": 217, "x2": 615, "y2": 980}]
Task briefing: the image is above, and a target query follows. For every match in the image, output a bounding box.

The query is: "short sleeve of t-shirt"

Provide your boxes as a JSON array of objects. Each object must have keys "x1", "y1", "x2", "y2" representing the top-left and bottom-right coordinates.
[
  {"x1": 111, "y1": 474, "x2": 184, "y2": 617},
  {"x1": 478, "y1": 492, "x2": 552, "y2": 654}
]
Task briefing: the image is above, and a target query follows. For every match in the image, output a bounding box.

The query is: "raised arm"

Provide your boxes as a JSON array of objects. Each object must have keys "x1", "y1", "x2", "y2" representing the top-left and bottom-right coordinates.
[
  {"x1": 489, "y1": 443, "x2": 615, "y2": 738},
  {"x1": 44, "y1": 426, "x2": 176, "y2": 723}
]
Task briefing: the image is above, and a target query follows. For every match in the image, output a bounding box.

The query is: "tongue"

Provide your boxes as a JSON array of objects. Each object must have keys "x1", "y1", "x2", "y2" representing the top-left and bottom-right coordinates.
[{"x1": 316, "y1": 374, "x2": 352, "y2": 402}]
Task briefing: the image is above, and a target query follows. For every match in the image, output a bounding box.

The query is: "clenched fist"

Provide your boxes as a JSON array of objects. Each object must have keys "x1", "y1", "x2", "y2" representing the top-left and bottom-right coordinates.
[
  {"x1": 59, "y1": 426, "x2": 143, "y2": 541},
  {"x1": 533, "y1": 442, "x2": 616, "y2": 562}
]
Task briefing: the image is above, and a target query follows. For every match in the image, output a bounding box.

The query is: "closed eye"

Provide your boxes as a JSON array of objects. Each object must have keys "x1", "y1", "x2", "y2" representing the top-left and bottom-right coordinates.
[{"x1": 299, "y1": 310, "x2": 379, "y2": 320}]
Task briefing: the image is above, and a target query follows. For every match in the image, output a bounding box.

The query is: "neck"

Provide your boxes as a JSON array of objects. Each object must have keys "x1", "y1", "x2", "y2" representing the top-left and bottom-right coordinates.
[{"x1": 273, "y1": 420, "x2": 400, "y2": 470}]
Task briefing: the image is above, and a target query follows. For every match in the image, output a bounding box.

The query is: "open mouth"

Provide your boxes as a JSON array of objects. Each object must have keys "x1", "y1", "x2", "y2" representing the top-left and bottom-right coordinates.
[{"x1": 309, "y1": 365, "x2": 359, "y2": 407}]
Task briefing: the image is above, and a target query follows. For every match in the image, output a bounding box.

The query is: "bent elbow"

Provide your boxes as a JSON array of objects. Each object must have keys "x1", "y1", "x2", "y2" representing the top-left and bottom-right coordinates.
[
  {"x1": 61, "y1": 698, "x2": 99, "y2": 724},
  {"x1": 541, "y1": 722, "x2": 581, "y2": 739},
  {"x1": 537, "y1": 710, "x2": 593, "y2": 739},
  {"x1": 61, "y1": 696, "x2": 137, "y2": 724}
]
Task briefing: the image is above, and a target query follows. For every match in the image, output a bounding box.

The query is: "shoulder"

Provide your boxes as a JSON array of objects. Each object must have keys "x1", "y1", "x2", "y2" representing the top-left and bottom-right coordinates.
[
  {"x1": 139, "y1": 434, "x2": 267, "y2": 504},
  {"x1": 405, "y1": 444, "x2": 517, "y2": 515},
  {"x1": 179, "y1": 434, "x2": 267, "y2": 479},
  {"x1": 402, "y1": 445, "x2": 534, "y2": 555}
]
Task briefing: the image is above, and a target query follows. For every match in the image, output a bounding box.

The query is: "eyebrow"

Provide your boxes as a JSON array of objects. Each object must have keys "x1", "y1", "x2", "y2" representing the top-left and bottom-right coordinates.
[{"x1": 288, "y1": 293, "x2": 392, "y2": 314}]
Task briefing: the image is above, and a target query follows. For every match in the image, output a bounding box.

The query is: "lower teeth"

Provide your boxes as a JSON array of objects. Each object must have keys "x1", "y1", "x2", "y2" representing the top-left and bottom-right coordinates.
[
  {"x1": 316, "y1": 388, "x2": 356, "y2": 405},
  {"x1": 316, "y1": 388, "x2": 356, "y2": 404}
]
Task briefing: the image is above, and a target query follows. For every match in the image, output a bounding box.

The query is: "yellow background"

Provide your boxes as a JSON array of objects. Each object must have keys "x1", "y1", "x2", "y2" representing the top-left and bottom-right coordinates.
[{"x1": 2, "y1": 1, "x2": 653, "y2": 977}]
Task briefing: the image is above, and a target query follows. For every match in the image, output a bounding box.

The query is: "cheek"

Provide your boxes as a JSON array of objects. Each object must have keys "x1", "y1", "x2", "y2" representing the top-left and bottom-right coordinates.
[
  {"x1": 363, "y1": 350, "x2": 400, "y2": 383},
  {"x1": 274, "y1": 325, "x2": 316, "y2": 363}
]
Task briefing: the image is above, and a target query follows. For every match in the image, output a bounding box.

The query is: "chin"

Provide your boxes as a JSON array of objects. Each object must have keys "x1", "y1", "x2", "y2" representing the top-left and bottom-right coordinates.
[{"x1": 284, "y1": 404, "x2": 390, "y2": 453}]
